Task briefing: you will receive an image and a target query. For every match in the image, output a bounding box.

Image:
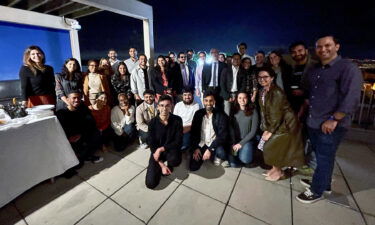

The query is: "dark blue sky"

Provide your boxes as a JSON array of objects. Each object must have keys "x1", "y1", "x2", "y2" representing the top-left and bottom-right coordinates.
[{"x1": 77, "y1": 0, "x2": 375, "y2": 60}]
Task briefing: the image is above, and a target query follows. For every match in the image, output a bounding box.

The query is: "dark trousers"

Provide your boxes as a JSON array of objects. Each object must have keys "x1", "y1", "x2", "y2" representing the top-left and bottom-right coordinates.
[
  {"x1": 71, "y1": 129, "x2": 101, "y2": 160},
  {"x1": 145, "y1": 149, "x2": 182, "y2": 189},
  {"x1": 189, "y1": 145, "x2": 226, "y2": 171},
  {"x1": 308, "y1": 126, "x2": 347, "y2": 196}
]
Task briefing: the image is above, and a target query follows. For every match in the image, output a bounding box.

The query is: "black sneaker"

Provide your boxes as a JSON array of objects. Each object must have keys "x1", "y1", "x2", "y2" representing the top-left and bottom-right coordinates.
[
  {"x1": 300, "y1": 179, "x2": 332, "y2": 194},
  {"x1": 85, "y1": 155, "x2": 104, "y2": 164},
  {"x1": 296, "y1": 188, "x2": 323, "y2": 204}
]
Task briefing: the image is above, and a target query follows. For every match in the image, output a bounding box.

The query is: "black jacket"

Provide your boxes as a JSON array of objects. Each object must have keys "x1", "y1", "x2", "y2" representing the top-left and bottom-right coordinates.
[
  {"x1": 148, "y1": 114, "x2": 183, "y2": 153},
  {"x1": 220, "y1": 66, "x2": 245, "y2": 100},
  {"x1": 190, "y1": 108, "x2": 229, "y2": 152},
  {"x1": 151, "y1": 67, "x2": 173, "y2": 95},
  {"x1": 201, "y1": 61, "x2": 226, "y2": 92}
]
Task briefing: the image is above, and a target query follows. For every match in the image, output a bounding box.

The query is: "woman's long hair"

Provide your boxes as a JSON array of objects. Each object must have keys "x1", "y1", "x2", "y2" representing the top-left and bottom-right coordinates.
[
  {"x1": 154, "y1": 55, "x2": 168, "y2": 73},
  {"x1": 231, "y1": 91, "x2": 254, "y2": 117},
  {"x1": 23, "y1": 45, "x2": 46, "y2": 75},
  {"x1": 61, "y1": 58, "x2": 81, "y2": 80},
  {"x1": 114, "y1": 62, "x2": 130, "y2": 78}
]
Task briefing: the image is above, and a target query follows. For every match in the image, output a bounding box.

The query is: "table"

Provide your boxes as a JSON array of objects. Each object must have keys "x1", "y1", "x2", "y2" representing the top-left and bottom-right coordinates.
[{"x1": 0, "y1": 116, "x2": 79, "y2": 207}]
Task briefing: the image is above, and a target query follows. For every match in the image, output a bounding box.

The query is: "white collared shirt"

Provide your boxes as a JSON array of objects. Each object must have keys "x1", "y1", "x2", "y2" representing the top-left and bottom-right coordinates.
[
  {"x1": 198, "y1": 113, "x2": 216, "y2": 147},
  {"x1": 209, "y1": 61, "x2": 219, "y2": 87},
  {"x1": 180, "y1": 62, "x2": 190, "y2": 83},
  {"x1": 231, "y1": 65, "x2": 239, "y2": 92}
]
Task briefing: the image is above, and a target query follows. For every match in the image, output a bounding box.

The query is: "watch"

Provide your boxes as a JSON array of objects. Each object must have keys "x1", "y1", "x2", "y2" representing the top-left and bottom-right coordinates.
[{"x1": 329, "y1": 115, "x2": 340, "y2": 122}]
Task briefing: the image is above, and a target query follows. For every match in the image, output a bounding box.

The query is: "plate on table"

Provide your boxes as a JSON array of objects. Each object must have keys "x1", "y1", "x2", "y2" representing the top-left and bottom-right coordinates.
[{"x1": 33, "y1": 104, "x2": 55, "y2": 110}]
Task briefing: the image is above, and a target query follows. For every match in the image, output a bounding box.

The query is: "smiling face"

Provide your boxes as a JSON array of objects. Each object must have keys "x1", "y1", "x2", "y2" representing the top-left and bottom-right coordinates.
[
  {"x1": 178, "y1": 53, "x2": 186, "y2": 64},
  {"x1": 257, "y1": 70, "x2": 274, "y2": 88},
  {"x1": 157, "y1": 57, "x2": 166, "y2": 68},
  {"x1": 108, "y1": 50, "x2": 117, "y2": 60},
  {"x1": 203, "y1": 95, "x2": 215, "y2": 112},
  {"x1": 144, "y1": 93, "x2": 155, "y2": 105},
  {"x1": 29, "y1": 49, "x2": 44, "y2": 64},
  {"x1": 255, "y1": 53, "x2": 265, "y2": 66},
  {"x1": 237, "y1": 93, "x2": 248, "y2": 107},
  {"x1": 291, "y1": 45, "x2": 308, "y2": 63},
  {"x1": 118, "y1": 64, "x2": 127, "y2": 75},
  {"x1": 129, "y1": 48, "x2": 137, "y2": 58},
  {"x1": 269, "y1": 53, "x2": 281, "y2": 67},
  {"x1": 182, "y1": 92, "x2": 193, "y2": 105},
  {"x1": 67, "y1": 93, "x2": 81, "y2": 108},
  {"x1": 237, "y1": 45, "x2": 247, "y2": 55},
  {"x1": 242, "y1": 58, "x2": 251, "y2": 69},
  {"x1": 139, "y1": 55, "x2": 147, "y2": 67},
  {"x1": 66, "y1": 60, "x2": 77, "y2": 73},
  {"x1": 315, "y1": 36, "x2": 340, "y2": 63}
]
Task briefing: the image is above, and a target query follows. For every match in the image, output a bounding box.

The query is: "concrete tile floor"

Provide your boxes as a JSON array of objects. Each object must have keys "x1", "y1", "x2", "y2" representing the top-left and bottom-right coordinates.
[{"x1": 1, "y1": 139, "x2": 373, "y2": 225}]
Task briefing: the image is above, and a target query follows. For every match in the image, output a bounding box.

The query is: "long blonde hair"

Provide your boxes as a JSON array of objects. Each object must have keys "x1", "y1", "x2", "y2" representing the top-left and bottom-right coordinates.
[{"x1": 23, "y1": 45, "x2": 46, "y2": 75}]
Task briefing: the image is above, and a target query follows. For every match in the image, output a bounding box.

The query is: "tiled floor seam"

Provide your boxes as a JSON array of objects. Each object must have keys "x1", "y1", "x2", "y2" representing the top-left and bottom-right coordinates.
[
  {"x1": 217, "y1": 168, "x2": 242, "y2": 225},
  {"x1": 336, "y1": 160, "x2": 369, "y2": 225},
  {"x1": 12, "y1": 202, "x2": 30, "y2": 225},
  {"x1": 73, "y1": 197, "x2": 108, "y2": 225},
  {"x1": 72, "y1": 168, "x2": 147, "y2": 225},
  {"x1": 146, "y1": 181, "x2": 184, "y2": 224},
  {"x1": 106, "y1": 198, "x2": 147, "y2": 224}
]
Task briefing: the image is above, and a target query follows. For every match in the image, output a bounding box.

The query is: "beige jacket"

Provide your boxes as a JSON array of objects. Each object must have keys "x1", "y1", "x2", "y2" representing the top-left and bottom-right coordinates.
[{"x1": 135, "y1": 102, "x2": 157, "y2": 132}]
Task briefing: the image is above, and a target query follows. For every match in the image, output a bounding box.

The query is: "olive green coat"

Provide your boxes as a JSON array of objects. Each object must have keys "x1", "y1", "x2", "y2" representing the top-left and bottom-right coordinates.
[{"x1": 259, "y1": 85, "x2": 304, "y2": 168}]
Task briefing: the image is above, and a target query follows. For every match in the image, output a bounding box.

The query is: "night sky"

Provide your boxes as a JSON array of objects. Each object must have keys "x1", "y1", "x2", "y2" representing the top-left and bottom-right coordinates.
[{"x1": 77, "y1": 0, "x2": 375, "y2": 61}]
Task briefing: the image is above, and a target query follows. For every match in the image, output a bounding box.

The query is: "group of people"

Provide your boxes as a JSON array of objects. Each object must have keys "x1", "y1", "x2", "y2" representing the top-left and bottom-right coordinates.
[{"x1": 18, "y1": 34, "x2": 363, "y2": 204}]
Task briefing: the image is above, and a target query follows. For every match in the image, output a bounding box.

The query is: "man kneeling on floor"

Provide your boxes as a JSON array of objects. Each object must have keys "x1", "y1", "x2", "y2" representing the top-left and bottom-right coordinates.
[
  {"x1": 56, "y1": 90, "x2": 104, "y2": 177},
  {"x1": 145, "y1": 95, "x2": 183, "y2": 189},
  {"x1": 189, "y1": 91, "x2": 229, "y2": 171}
]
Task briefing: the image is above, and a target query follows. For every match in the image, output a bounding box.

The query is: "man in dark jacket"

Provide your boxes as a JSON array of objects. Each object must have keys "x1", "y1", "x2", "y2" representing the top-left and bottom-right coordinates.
[
  {"x1": 145, "y1": 95, "x2": 183, "y2": 189},
  {"x1": 201, "y1": 48, "x2": 227, "y2": 110},
  {"x1": 56, "y1": 91, "x2": 103, "y2": 164},
  {"x1": 220, "y1": 53, "x2": 245, "y2": 115},
  {"x1": 189, "y1": 91, "x2": 229, "y2": 171}
]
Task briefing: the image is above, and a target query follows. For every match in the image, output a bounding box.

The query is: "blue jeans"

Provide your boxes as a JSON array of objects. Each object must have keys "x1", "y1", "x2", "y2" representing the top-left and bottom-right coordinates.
[
  {"x1": 182, "y1": 132, "x2": 191, "y2": 150},
  {"x1": 138, "y1": 130, "x2": 149, "y2": 144},
  {"x1": 308, "y1": 126, "x2": 347, "y2": 196},
  {"x1": 228, "y1": 141, "x2": 254, "y2": 167},
  {"x1": 123, "y1": 123, "x2": 136, "y2": 139}
]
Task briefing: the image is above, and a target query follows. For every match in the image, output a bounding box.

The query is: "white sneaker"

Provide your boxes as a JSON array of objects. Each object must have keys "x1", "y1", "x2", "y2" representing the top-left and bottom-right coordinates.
[
  {"x1": 140, "y1": 143, "x2": 148, "y2": 149},
  {"x1": 221, "y1": 160, "x2": 230, "y2": 168},
  {"x1": 214, "y1": 157, "x2": 222, "y2": 166}
]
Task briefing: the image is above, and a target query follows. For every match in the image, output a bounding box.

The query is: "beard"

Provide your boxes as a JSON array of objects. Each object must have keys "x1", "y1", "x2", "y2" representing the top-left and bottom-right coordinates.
[
  {"x1": 205, "y1": 105, "x2": 214, "y2": 112},
  {"x1": 183, "y1": 99, "x2": 193, "y2": 105},
  {"x1": 292, "y1": 54, "x2": 307, "y2": 62}
]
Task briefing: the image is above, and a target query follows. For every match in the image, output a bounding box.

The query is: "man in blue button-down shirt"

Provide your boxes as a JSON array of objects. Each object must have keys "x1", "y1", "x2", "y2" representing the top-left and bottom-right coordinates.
[{"x1": 296, "y1": 35, "x2": 363, "y2": 204}]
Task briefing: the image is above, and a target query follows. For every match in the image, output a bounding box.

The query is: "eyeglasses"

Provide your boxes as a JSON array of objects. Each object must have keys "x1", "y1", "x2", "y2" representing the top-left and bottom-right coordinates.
[
  {"x1": 258, "y1": 76, "x2": 271, "y2": 80},
  {"x1": 180, "y1": 56, "x2": 186, "y2": 59}
]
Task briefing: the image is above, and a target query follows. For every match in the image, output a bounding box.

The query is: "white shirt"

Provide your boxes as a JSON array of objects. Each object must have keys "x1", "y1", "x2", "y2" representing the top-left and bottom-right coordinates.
[
  {"x1": 173, "y1": 101, "x2": 200, "y2": 126},
  {"x1": 195, "y1": 60, "x2": 205, "y2": 91},
  {"x1": 231, "y1": 65, "x2": 239, "y2": 92},
  {"x1": 199, "y1": 113, "x2": 216, "y2": 147},
  {"x1": 124, "y1": 58, "x2": 139, "y2": 74},
  {"x1": 209, "y1": 61, "x2": 219, "y2": 87},
  {"x1": 111, "y1": 105, "x2": 135, "y2": 136}
]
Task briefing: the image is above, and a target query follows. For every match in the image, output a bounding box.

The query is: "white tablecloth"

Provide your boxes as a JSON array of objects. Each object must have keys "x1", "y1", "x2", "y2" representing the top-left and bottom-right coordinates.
[{"x1": 0, "y1": 116, "x2": 79, "y2": 207}]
